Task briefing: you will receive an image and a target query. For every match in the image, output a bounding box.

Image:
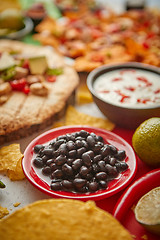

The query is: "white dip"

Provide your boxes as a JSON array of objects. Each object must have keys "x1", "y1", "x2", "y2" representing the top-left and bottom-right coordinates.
[{"x1": 93, "y1": 68, "x2": 160, "y2": 108}]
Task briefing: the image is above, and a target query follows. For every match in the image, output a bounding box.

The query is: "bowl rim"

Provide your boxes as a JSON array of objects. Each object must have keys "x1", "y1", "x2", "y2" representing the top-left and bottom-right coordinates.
[
  {"x1": 0, "y1": 17, "x2": 34, "y2": 39},
  {"x1": 87, "y1": 62, "x2": 160, "y2": 110},
  {"x1": 22, "y1": 125, "x2": 137, "y2": 201}
]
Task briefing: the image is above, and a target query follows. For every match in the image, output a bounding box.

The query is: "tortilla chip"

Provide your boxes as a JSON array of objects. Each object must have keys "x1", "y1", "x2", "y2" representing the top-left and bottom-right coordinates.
[
  {"x1": 0, "y1": 144, "x2": 25, "y2": 181},
  {"x1": 65, "y1": 105, "x2": 115, "y2": 131},
  {"x1": 77, "y1": 84, "x2": 93, "y2": 104},
  {"x1": 0, "y1": 199, "x2": 133, "y2": 240},
  {"x1": 0, "y1": 206, "x2": 9, "y2": 219}
]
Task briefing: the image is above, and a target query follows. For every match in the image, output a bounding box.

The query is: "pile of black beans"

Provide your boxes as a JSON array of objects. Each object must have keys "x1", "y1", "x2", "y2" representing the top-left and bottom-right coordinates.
[{"x1": 33, "y1": 130, "x2": 128, "y2": 193}]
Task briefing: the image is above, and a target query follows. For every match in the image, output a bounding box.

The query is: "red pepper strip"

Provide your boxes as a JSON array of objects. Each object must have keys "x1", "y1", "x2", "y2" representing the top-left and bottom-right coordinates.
[
  {"x1": 46, "y1": 75, "x2": 56, "y2": 82},
  {"x1": 154, "y1": 89, "x2": 160, "y2": 94},
  {"x1": 23, "y1": 85, "x2": 30, "y2": 95},
  {"x1": 125, "y1": 86, "x2": 135, "y2": 92},
  {"x1": 115, "y1": 90, "x2": 130, "y2": 103},
  {"x1": 120, "y1": 69, "x2": 136, "y2": 75},
  {"x1": 98, "y1": 90, "x2": 110, "y2": 93},
  {"x1": 137, "y1": 98, "x2": 151, "y2": 104},
  {"x1": 136, "y1": 76, "x2": 152, "y2": 87},
  {"x1": 10, "y1": 78, "x2": 27, "y2": 91},
  {"x1": 22, "y1": 60, "x2": 30, "y2": 69},
  {"x1": 112, "y1": 77, "x2": 122, "y2": 82},
  {"x1": 142, "y1": 41, "x2": 150, "y2": 49}
]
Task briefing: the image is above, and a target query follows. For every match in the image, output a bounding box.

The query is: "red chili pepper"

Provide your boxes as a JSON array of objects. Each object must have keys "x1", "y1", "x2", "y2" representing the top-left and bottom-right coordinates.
[
  {"x1": 23, "y1": 85, "x2": 30, "y2": 95},
  {"x1": 136, "y1": 76, "x2": 152, "y2": 87},
  {"x1": 22, "y1": 60, "x2": 30, "y2": 69},
  {"x1": 137, "y1": 98, "x2": 151, "y2": 104},
  {"x1": 99, "y1": 90, "x2": 110, "y2": 93},
  {"x1": 154, "y1": 89, "x2": 160, "y2": 94},
  {"x1": 120, "y1": 69, "x2": 136, "y2": 75},
  {"x1": 125, "y1": 86, "x2": 135, "y2": 92},
  {"x1": 112, "y1": 77, "x2": 122, "y2": 82},
  {"x1": 115, "y1": 90, "x2": 130, "y2": 103},
  {"x1": 142, "y1": 41, "x2": 150, "y2": 49},
  {"x1": 46, "y1": 75, "x2": 56, "y2": 82},
  {"x1": 10, "y1": 78, "x2": 27, "y2": 91}
]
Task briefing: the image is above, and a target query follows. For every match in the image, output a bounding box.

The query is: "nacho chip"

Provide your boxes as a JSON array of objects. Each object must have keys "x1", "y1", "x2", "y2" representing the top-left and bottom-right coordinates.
[
  {"x1": 0, "y1": 199, "x2": 133, "y2": 240},
  {"x1": 0, "y1": 205, "x2": 9, "y2": 219},
  {"x1": 0, "y1": 144, "x2": 25, "y2": 181},
  {"x1": 65, "y1": 105, "x2": 115, "y2": 131},
  {"x1": 77, "y1": 84, "x2": 93, "y2": 104}
]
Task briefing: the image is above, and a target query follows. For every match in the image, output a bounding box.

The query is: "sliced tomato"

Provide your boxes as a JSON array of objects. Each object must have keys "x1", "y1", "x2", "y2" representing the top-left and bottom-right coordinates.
[
  {"x1": 46, "y1": 75, "x2": 57, "y2": 82},
  {"x1": 10, "y1": 78, "x2": 27, "y2": 91}
]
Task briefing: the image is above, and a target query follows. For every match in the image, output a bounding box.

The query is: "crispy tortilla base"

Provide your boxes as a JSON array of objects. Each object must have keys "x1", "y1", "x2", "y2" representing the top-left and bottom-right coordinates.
[{"x1": 0, "y1": 199, "x2": 133, "y2": 240}]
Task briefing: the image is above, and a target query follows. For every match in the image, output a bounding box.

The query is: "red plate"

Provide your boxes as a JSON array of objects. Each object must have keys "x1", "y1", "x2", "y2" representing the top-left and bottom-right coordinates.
[
  {"x1": 113, "y1": 168, "x2": 160, "y2": 240},
  {"x1": 22, "y1": 126, "x2": 137, "y2": 201}
]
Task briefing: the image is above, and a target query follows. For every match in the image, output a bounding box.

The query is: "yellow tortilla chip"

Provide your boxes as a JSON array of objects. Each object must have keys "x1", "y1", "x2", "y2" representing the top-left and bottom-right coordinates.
[
  {"x1": 0, "y1": 144, "x2": 25, "y2": 181},
  {"x1": 65, "y1": 105, "x2": 115, "y2": 131},
  {"x1": 77, "y1": 84, "x2": 93, "y2": 104},
  {"x1": 0, "y1": 199, "x2": 133, "y2": 240},
  {"x1": 0, "y1": 206, "x2": 9, "y2": 219},
  {"x1": 52, "y1": 121, "x2": 64, "y2": 128}
]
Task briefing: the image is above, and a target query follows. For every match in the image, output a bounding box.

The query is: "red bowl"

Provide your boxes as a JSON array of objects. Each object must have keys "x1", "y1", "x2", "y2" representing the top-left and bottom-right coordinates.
[{"x1": 22, "y1": 126, "x2": 137, "y2": 201}]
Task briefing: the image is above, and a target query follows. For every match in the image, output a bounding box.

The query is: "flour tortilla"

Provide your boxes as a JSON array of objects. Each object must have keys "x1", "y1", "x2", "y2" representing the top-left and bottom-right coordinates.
[{"x1": 0, "y1": 40, "x2": 79, "y2": 145}]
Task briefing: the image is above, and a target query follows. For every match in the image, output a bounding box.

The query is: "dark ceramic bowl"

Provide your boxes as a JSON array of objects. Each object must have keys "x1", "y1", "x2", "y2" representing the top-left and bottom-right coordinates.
[
  {"x1": 0, "y1": 17, "x2": 34, "y2": 40},
  {"x1": 87, "y1": 63, "x2": 160, "y2": 129}
]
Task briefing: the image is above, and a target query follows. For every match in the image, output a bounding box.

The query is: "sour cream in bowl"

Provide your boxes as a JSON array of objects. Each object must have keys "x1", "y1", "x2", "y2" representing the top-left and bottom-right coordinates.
[{"x1": 87, "y1": 63, "x2": 160, "y2": 129}]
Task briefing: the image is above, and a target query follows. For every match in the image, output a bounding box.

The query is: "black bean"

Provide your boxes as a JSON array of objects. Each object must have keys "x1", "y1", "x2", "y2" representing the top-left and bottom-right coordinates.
[
  {"x1": 67, "y1": 141, "x2": 76, "y2": 151},
  {"x1": 42, "y1": 166, "x2": 51, "y2": 175},
  {"x1": 42, "y1": 148, "x2": 53, "y2": 156},
  {"x1": 82, "y1": 152, "x2": 92, "y2": 167},
  {"x1": 51, "y1": 182, "x2": 62, "y2": 191},
  {"x1": 86, "y1": 135, "x2": 95, "y2": 147},
  {"x1": 54, "y1": 139, "x2": 66, "y2": 149},
  {"x1": 90, "y1": 132, "x2": 97, "y2": 139},
  {"x1": 92, "y1": 164, "x2": 100, "y2": 173},
  {"x1": 50, "y1": 163, "x2": 57, "y2": 171},
  {"x1": 88, "y1": 181, "x2": 99, "y2": 192},
  {"x1": 109, "y1": 144, "x2": 118, "y2": 154},
  {"x1": 62, "y1": 180, "x2": 73, "y2": 189},
  {"x1": 101, "y1": 145, "x2": 110, "y2": 157},
  {"x1": 99, "y1": 180, "x2": 108, "y2": 189},
  {"x1": 96, "y1": 172, "x2": 107, "y2": 180},
  {"x1": 115, "y1": 150, "x2": 126, "y2": 161},
  {"x1": 68, "y1": 150, "x2": 77, "y2": 158},
  {"x1": 81, "y1": 140, "x2": 88, "y2": 149},
  {"x1": 42, "y1": 155, "x2": 49, "y2": 163},
  {"x1": 86, "y1": 150, "x2": 94, "y2": 159},
  {"x1": 67, "y1": 158, "x2": 74, "y2": 166},
  {"x1": 46, "y1": 159, "x2": 54, "y2": 166},
  {"x1": 34, "y1": 144, "x2": 44, "y2": 153},
  {"x1": 55, "y1": 155, "x2": 66, "y2": 166},
  {"x1": 103, "y1": 156, "x2": 110, "y2": 163},
  {"x1": 79, "y1": 130, "x2": 89, "y2": 138},
  {"x1": 93, "y1": 144, "x2": 102, "y2": 152},
  {"x1": 80, "y1": 166, "x2": 89, "y2": 177},
  {"x1": 77, "y1": 147, "x2": 86, "y2": 157},
  {"x1": 58, "y1": 143, "x2": 67, "y2": 155},
  {"x1": 51, "y1": 169, "x2": 63, "y2": 179},
  {"x1": 98, "y1": 160, "x2": 106, "y2": 171},
  {"x1": 118, "y1": 162, "x2": 128, "y2": 172},
  {"x1": 97, "y1": 135, "x2": 104, "y2": 142},
  {"x1": 72, "y1": 159, "x2": 83, "y2": 170},
  {"x1": 105, "y1": 164, "x2": 118, "y2": 177},
  {"x1": 62, "y1": 164, "x2": 73, "y2": 176},
  {"x1": 86, "y1": 173, "x2": 93, "y2": 181},
  {"x1": 76, "y1": 136, "x2": 84, "y2": 141},
  {"x1": 75, "y1": 140, "x2": 83, "y2": 148},
  {"x1": 73, "y1": 178, "x2": 87, "y2": 188},
  {"x1": 109, "y1": 157, "x2": 116, "y2": 166},
  {"x1": 93, "y1": 154, "x2": 102, "y2": 162},
  {"x1": 33, "y1": 157, "x2": 44, "y2": 168}
]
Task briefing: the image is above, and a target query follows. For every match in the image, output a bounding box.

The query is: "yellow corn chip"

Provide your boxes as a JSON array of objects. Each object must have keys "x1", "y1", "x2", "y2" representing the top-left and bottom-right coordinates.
[
  {"x1": 52, "y1": 121, "x2": 64, "y2": 128},
  {"x1": 77, "y1": 84, "x2": 93, "y2": 105},
  {"x1": 65, "y1": 105, "x2": 115, "y2": 131},
  {"x1": 0, "y1": 205, "x2": 9, "y2": 219},
  {"x1": 0, "y1": 144, "x2": 25, "y2": 181}
]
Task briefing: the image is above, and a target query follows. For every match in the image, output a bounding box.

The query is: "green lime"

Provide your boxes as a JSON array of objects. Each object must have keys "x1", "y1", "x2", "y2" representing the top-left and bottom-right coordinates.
[
  {"x1": 132, "y1": 117, "x2": 160, "y2": 167},
  {"x1": 135, "y1": 187, "x2": 160, "y2": 236}
]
